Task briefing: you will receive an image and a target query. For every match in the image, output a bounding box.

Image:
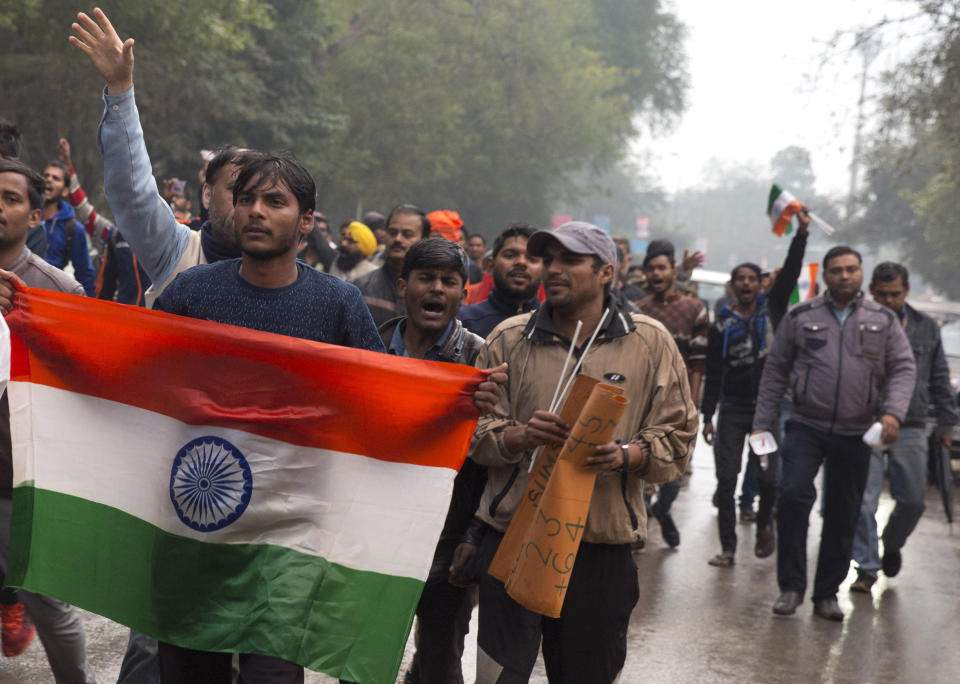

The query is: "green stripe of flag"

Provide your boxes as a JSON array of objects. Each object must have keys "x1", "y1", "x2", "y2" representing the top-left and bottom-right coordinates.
[{"x1": 8, "y1": 487, "x2": 421, "y2": 684}]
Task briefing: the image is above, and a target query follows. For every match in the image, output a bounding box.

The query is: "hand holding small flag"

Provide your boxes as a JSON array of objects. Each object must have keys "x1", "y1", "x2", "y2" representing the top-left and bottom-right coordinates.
[{"x1": 767, "y1": 185, "x2": 835, "y2": 237}]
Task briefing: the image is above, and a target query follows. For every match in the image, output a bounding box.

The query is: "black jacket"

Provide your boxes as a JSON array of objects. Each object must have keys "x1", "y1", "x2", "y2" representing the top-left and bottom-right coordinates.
[
  {"x1": 900, "y1": 303, "x2": 959, "y2": 431},
  {"x1": 457, "y1": 286, "x2": 540, "y2": 339}
]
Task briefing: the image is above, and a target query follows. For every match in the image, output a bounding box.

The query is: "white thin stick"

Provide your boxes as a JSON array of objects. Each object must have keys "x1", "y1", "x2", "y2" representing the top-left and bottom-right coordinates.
[
  {"x1": 527, "y1": 446, "x2": 545, "y2": 473},
  {"x1": 808, "y1": 211, "x2": 836, "y2": 236},
  {"x1": 548, "y1": 320, "x2": 582, "y2": 413},
  {"x1": 527, "y1": 310, "x2": 610, "y2": 472},
  {"x1": 553, "y1": 307, "x2": 610, "y2": 411},
  {"x1": 529, "y1": 319, "x2": 582, "y2": 473}
]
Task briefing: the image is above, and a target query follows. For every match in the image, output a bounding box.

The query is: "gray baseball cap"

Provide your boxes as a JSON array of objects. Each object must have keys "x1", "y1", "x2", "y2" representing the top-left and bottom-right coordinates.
[{"x1": 527, "y1": 221, "x2": 618, "y2": 267}]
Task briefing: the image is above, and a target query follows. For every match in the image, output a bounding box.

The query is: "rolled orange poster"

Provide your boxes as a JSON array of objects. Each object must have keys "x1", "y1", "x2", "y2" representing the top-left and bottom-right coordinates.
[
  {"x1": 504, "y1": 383, "x2": 628, "y2": 617},
  {"x1": 487, "y1": 375, "x2": 600, "y2": 582}
]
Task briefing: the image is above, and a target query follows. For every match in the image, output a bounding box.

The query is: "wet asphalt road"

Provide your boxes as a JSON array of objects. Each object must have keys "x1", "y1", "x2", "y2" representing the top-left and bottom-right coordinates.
[{"x1": 2, "y1": 435, "x2": 959, "y2": 683}]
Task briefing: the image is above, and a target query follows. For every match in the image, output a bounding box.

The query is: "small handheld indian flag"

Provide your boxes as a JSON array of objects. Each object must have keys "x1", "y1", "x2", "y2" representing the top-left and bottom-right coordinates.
[
  {"x1": 790, "y1": 262, "x2": 820, "y2": 305},
  {"x1": 767, "y1": 185, "x2": 803, "y2": 237}
]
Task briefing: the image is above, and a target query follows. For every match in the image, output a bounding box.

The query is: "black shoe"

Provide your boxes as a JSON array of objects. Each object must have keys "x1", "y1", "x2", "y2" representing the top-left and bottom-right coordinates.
[
  {"x1": 772, "y1": 591, "x2": 802, "y2": 616},
  {"x1": 850, "y1": 570, "x2": 877, "y2": 594},
  {"x1": 882, "y1": 547, "x2": 902, "y2": 577},
  {"x1": 740, "y1": 509, "x2": 757, "y2": 523},
  {"x1": 655, "y1": 511, "x2": 680, "y2": 548},
  {"x1": 813, "y1": 598, "x2": 844, "y2": 621}
]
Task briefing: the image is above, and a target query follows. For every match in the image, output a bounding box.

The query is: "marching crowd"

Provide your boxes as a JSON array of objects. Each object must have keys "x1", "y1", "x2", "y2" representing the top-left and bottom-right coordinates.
[{"x1": 0, "y1": 7, "x2": 955, "y2": 684}]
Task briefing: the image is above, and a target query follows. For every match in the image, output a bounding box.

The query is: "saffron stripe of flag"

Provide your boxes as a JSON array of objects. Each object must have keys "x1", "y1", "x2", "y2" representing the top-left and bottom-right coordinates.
[
  {"x1": 5, "y1": 286, "x2": 483, "y2": 684},
  {"x1": 789, "y1": 263, "x2": 820, "y2": 306},
  {"x1": 767, "y1": 184, "x2": 803, "y2": 237}
]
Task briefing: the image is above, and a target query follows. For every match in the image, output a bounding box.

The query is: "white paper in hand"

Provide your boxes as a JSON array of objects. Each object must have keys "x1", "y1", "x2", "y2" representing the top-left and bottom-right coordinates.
[
  {"x1": 862, "y1": 421, "x2": 884, "y2": 449},
  {"x1": 748, "y1": 431, "x2": 778, "y2": 456}
]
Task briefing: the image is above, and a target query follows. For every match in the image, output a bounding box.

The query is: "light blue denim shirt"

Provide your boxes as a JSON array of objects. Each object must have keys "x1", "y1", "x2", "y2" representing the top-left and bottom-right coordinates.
[{"x1": 97, "y1": 86, "x2": 191, "y2": 287}]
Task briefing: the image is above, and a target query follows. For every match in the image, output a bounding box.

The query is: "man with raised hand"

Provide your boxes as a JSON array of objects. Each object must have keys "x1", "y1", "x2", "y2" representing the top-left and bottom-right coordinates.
[
  {"x1": 850, "y1": 262, "x2": 958, "y2": 593},
  {"x1": 468, "y1": 221, "x2": 697, "y2": 684},
  {"x1": 70, "y1": 8, "x2": 260, "y2": 306},
  {"x1": 754, "y1": 246, "x2": 916, "y2": 622}
]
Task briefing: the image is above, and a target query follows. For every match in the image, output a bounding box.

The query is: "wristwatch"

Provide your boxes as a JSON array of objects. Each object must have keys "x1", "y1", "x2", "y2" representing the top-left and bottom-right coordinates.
[{"x1": 617, "y1": 441, "x2": 630, "y2": 472}]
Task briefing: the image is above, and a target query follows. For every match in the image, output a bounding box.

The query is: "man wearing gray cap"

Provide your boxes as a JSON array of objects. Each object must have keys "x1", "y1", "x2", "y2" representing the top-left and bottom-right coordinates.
[{"x1": 466, "y1": 221, "x2": 698, "y2": 683}]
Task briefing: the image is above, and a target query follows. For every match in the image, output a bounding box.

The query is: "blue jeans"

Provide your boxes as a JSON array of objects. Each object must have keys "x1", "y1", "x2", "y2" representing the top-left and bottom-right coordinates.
[{"x1": 852, "y1": 426, "x2": 928, "y2": 573}]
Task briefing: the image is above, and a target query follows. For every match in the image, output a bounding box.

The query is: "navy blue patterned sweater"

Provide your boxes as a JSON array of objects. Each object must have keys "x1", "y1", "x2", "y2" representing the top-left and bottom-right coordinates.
[{"x1": 153, "y1": 259, "x2": 385, "y2": 352}]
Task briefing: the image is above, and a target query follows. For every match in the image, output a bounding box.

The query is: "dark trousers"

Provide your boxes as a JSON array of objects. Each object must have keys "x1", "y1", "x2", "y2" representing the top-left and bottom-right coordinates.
[
  {"x1": 652, "y1": 478, "x2": 681, "y2": 517},
  {"x1": 405, "y1": 540, "x2": 475, "y2": 684},
  {"x1": 777, "y1": 421, "x2": 871, "y2": 601},
  {"x1": 714, "y1": 406, "x2": 778, "y2": 552},
  {"x1": 156, "y1": 643, "x2": 303, "y2": 684},
  {"x1": 476, "y1": 527, "x2": 638, "y2": 684}
]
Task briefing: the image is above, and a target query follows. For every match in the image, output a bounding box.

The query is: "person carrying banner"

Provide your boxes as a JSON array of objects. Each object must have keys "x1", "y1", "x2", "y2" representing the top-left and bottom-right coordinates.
[
  {"x1": 0, "y1": 159, "x2": 95, "y2": 682},
  {"x1": 379, "y1": 238, "x2": 492, "y2": 684},
  {"x1": 151, "y1": 152, "x2": 385, "y2": 680},
  {"x1": 467, "y1": 221, "x2": 698, "y2": 683}
]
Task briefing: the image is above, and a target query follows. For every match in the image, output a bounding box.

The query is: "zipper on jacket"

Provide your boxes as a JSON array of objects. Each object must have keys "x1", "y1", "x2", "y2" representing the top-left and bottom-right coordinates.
[
  {"x1": 829, "y1": 323, "x2": 846, "y2": 433},
  {"x1": 489, "y1": 464, "x2": 520, "y2": 519}
]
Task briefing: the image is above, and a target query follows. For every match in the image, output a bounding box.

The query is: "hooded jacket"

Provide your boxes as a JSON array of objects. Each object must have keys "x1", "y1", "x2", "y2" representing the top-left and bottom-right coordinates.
[
  {"x1": 43, "y1": 199, "x2": 96, "y2": 296},
  {"x1": 753, "y1": 292, "x2": 916, "y2": 436},
  {"x1": 468, "y1": 296, "x2": 698, "y2": 544}
]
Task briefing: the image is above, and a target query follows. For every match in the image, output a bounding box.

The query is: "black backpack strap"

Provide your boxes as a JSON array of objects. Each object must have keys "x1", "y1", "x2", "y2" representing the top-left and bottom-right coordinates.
[{"x1": 63, "y1": 218, "x2": 76, "y2": 266}]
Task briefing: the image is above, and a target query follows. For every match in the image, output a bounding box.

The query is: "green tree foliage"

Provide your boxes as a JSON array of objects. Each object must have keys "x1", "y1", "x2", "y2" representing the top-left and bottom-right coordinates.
[
  {"x1": 0, "y1": 0, "x2": 687, "y2": 234},
  {"x1": 849, "y1": 1, "x2": 960, "y2": 298}
]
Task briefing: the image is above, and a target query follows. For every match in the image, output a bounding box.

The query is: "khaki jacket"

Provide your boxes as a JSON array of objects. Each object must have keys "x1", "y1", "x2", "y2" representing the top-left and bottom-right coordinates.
[{"x1": 469, "y1": 299, "x2": 699, "y2": 544}]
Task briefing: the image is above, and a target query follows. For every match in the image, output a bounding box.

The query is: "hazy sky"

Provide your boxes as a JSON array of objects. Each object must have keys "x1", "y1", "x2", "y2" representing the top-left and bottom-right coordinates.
[{"x1": 643, "y1": 0, "x2": 927, "y2": 198}]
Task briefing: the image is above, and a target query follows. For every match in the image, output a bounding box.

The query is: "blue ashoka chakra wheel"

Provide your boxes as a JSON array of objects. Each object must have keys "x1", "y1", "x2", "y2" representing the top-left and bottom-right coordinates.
[{"x1": 170, "y1": 436, "x2": 253, "y2": 532}]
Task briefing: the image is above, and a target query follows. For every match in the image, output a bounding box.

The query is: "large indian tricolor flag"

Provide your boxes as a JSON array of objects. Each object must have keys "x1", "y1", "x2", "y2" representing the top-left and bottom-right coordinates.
[{"x1": 4, "y1": 286, "x2": 483, "y2": 684}]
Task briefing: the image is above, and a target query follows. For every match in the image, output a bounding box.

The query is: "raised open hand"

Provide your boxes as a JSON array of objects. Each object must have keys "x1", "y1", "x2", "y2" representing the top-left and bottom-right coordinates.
[
  {"x1": 69, "y1": 8, "x2": 135, "y2": 94},
  {"x1": 57, "y1": 138, "x2": 72, "y2": 167}
]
